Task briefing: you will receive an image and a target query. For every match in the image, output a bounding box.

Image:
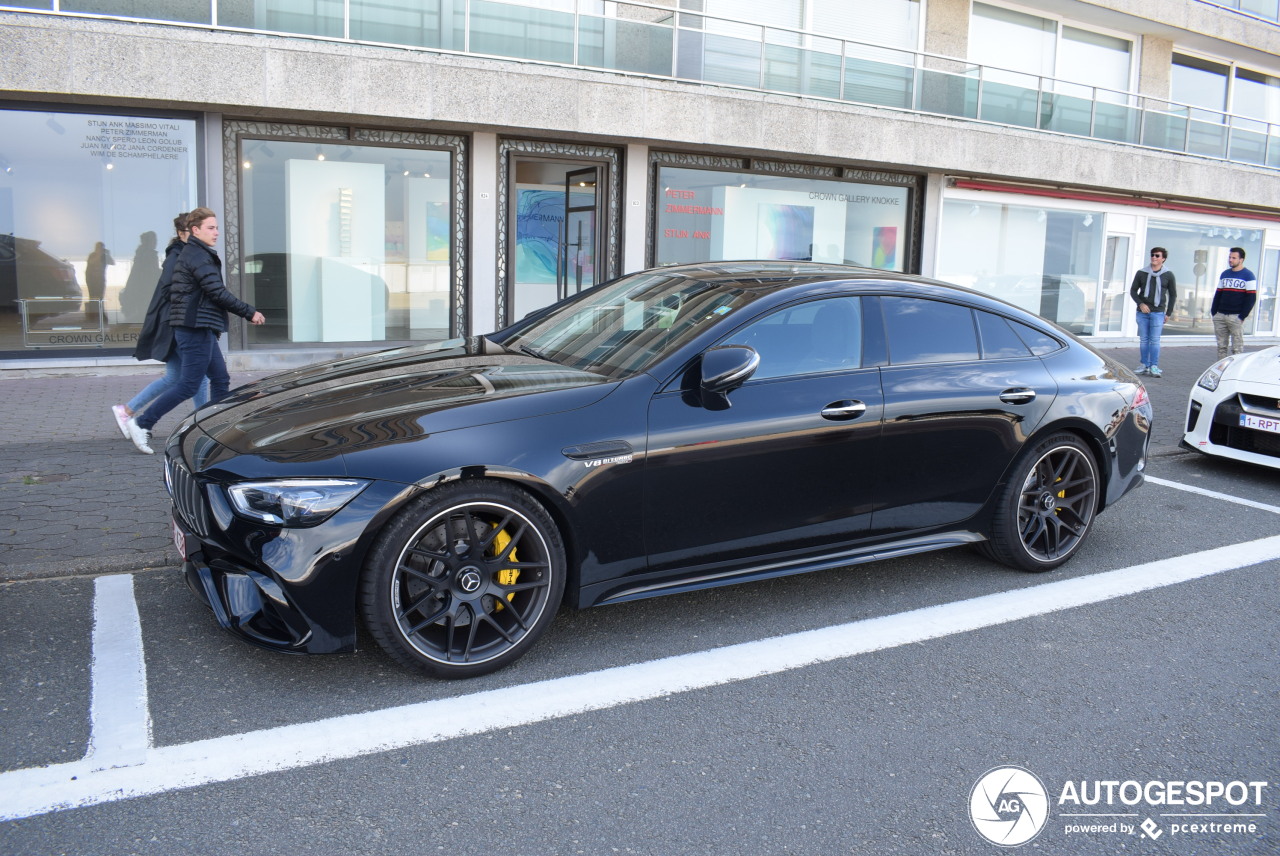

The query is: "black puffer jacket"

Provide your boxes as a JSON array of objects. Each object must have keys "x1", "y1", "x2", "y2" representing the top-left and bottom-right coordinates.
[
  {"x1": 132, "y1": 237, "x2": 184, "y2": 362},
  {"x1": 168, "y1": 236, "x2": 256, "y2": 334}
]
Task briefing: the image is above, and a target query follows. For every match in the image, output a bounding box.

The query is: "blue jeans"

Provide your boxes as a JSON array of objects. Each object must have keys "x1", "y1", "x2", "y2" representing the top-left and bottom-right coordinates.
[
  {"x1": 137, "y1": 327, "x2": 229, "y2": 431},
  {"x1": 1136, "y1": 310, "x2": 1165, "y2": 368},
  {"x1": 127, "y1": 355, "x2": 209, "y2": 413}
]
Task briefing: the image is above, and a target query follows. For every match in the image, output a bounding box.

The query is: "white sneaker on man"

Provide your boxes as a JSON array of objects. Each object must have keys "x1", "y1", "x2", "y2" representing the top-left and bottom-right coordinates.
[
  {"x1": 126, "y1": 417, "x2": 154, "y2": 455},
  {"x1": 111, "y1": 404, "x2": 131, "y2": 439}
]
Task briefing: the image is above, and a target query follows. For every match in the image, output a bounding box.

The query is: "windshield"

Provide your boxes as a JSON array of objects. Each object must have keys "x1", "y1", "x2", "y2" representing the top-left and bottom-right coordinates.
[{"x1": 503, "y1": 271, "x2": 767, "y2": 378}]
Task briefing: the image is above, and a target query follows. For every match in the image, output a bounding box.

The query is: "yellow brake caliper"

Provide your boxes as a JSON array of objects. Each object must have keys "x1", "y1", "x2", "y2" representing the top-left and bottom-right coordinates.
[{"x1": 490, "y1": 527, "x2": 519, "y2": 611}]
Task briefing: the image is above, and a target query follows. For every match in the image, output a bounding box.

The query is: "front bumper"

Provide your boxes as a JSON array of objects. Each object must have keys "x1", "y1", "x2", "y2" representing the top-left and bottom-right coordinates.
[
  {"x1": 1183, "y1": 383, "x2": 1280, "y2": 470},
  {"x1": 167, "y1": 444, "x2": 417, "y2": 654},
  {"x1": 181, "y1": 542, "x2": 319, "y2": 652}
]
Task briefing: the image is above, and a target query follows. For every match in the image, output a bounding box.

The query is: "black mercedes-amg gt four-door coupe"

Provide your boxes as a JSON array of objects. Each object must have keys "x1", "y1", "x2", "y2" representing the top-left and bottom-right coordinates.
[{"x1": 165, "y1": 262, "x2": 1150, "y2": 678}]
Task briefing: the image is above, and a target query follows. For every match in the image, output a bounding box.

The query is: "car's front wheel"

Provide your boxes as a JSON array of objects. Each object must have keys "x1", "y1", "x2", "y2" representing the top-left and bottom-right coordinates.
[
  {"x1": 982, "y1": 432, "x2": 1100, "y2": 572},
  {"x1": 360, "y1": 481, "x2": 566, "y2": 679}
]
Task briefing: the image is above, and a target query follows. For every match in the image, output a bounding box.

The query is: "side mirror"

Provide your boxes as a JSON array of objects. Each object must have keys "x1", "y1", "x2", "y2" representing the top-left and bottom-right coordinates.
[{"x1": 698, "y1": 345, "x2": 759, "y2": 410}]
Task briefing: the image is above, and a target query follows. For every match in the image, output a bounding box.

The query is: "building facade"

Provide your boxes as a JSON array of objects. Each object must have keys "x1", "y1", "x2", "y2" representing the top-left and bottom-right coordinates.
[{"x1": 1, "y1": 0, "x2": 1278, "y2": 370}]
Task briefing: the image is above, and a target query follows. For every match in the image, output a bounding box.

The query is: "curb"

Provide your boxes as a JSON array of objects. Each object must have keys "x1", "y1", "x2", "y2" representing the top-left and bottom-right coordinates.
[{"x1": 0, "y1": 551, "x2": 176, "y2": 583}]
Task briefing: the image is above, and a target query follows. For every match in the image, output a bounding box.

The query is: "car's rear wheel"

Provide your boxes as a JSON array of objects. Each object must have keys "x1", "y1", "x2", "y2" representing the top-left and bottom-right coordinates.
[
  {"x1": 360, "y1": 481, "x2": 565, "y2": 679},
  {"x1": 982, "y1": 433, "x2": 1099, "y2": 572}
]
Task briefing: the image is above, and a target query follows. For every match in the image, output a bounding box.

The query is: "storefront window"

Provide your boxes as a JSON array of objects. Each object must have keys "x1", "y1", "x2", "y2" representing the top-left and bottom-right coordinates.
[
  {"x1": 1255, "y1": 248, "x2": 1278, "y2": 337},
  {"x1": 937, "y1": 199, "x2": 1103, "y2": 335},
  {"x1": 0, "y1": 108, "x2": 197, "y2": 356},
  {"x1": 238, "y1": 140, "x2": 454, "y2": 345},
  {"x1": 655, "y1": 166, "x2": 911, "y2": 270},
  {"x1": 1144, "y1": 219, "x2": 1265, "y2": 336}
]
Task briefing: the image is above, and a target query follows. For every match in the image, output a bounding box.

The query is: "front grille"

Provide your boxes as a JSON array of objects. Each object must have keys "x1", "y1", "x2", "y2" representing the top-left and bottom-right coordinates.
[
  {"x1": 168, "y1": 458, "x2": 211, "y2": 536},
  {"x1": 1239, "y1": 393, "x2": 1280, "y2": 415},
  {"x1": 1209, "y1": 400, "x2": 1280, "y2": 459}
]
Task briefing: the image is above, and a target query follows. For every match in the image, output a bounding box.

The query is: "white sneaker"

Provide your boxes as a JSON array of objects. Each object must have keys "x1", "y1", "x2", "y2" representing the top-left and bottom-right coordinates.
[
  {"x1": 111, "y1": 404, "x2": 131, "y2": 439},
  {"x1": 126, "y1": 417, "x2": 154, "y2": 455}
]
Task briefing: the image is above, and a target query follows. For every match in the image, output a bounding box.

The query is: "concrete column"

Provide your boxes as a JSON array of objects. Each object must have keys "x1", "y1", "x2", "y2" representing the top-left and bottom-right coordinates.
[
  {"x1": 923, "y1": 0, "x2": 970, "y2": 60},
  {"x1": 919, "y1": 172, "x2": 948, "y2": 279},
  {"x1": 203, "y1": 112, "x2": 234, "y2": 352},
  {"x1": 624, "y1": 143, "x2": 649, "y2": 274},
  {"x1": 203, "y1": 112, "x2": 225, "y2": 215},
  {"x1": 920, "y1": 0, "x2": 973, "y2": 117},
  {"x1": 1137, "y1": 35, "x2": 1173, "y2": 100},
  {"x1": 470, "y1": 132, "x2": 498, "y2": 334}
]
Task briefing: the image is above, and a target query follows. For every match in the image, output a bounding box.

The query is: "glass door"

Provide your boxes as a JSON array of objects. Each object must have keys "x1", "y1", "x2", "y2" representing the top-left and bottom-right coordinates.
[
  {"x1": 1097, "y1": 233, "x2": 1132, "y2": 334},
  {"x1": 1247, "y1": 246, "x2": 1278, "y2": 336},
  {"x1": 510, "y1": 157, "x2": 608, "y2": 323},
  {"x1": 561, "y1": 167, "x2": 598, "y2": 300}
]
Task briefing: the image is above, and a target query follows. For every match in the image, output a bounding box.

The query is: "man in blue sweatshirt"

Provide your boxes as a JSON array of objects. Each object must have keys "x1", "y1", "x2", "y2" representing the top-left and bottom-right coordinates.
[{"x1": 1210, "y1": 247, "x2": 1256, "y2": 359}]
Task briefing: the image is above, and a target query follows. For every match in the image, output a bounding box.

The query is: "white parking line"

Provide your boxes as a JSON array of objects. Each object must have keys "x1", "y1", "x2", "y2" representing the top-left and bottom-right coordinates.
[
  {"x1": 3, "y1": 533, "x2": 1279, "y2": 822},
  {"x1": 86, "y1": 574, "x2": 151, "y2": 771},
  {"x1": 1146, "y1": 475, "x2": 1280, "y2": 514}
]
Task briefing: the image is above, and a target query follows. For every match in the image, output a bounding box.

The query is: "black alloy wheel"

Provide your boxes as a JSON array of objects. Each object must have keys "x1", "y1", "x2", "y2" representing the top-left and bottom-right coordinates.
[
  {"x1": 982, "y1": 433, "x2": 1100, "y2": 572},
  {"x1": 360, "y1": 481, "x2": 566, "y2": 679}
]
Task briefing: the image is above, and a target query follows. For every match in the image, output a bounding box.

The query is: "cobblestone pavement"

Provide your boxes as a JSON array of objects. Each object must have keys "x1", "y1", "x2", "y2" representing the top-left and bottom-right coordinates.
[
  {"x1": 0, "y1": 345, "x2": 1243, "y2": 582},
  {"x1": 0, "y1": 369, "x2": 272, "y2": 581}
]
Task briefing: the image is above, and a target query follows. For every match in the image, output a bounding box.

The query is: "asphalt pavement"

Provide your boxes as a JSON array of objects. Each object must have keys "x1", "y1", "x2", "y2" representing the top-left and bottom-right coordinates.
[{"x1": 0, "y1": 344, "x2": 1238, "y2": 583}]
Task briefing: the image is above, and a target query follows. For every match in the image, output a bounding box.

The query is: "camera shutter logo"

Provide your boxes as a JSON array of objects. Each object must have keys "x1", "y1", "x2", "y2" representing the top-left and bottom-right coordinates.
[{"x1": 969, "y1": 766, "x2": 1050, "y2": 847}]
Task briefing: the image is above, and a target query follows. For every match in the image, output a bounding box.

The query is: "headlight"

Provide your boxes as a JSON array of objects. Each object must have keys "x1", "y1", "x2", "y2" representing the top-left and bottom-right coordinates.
[
  {"x1": 226, "y1": 479, "x2": 370, "y2": 527},
  {"x1": 1196, "y1": 356, "x2": 1236, "y2": 392}
]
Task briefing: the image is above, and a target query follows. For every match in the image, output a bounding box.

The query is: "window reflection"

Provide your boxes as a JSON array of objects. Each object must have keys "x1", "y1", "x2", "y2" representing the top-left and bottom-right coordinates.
[
  {"x1": 0, "y1": 108, "x2": 197, "y2": 355},
  {"x1": 937, "y1": 199, "x2": 1102, "y2": 335},
  {"x1": 655, "y1": 166, "x2": 911, "y2": 271},
  {"x1": 1144, "y1": 220, "x2": 1265, "y2": 336},
  {"x1": 238, "y1": 140, "x2": 453, "y2": 346}
]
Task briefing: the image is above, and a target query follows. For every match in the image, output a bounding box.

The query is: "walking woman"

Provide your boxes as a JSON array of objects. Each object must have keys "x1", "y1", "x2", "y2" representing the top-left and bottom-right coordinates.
[
  {"x1": 126, "y1": 208, "x2": 264, "y2": 454},
  {"x1": 110, "y1": 213, "x2": 209, "y2": 438}
]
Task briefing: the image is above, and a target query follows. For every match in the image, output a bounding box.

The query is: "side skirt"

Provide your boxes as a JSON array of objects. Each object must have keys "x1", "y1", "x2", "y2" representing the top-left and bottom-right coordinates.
[{"x1": 588, "y1": 532, "x2": 986, "y2": 607}]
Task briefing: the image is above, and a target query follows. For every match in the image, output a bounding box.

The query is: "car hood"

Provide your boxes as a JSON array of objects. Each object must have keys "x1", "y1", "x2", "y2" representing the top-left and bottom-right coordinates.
[
  {"x1": 1223, "y1": 345, "x2": 1280, "y2": 387},
  {"x1": 191, "y1": 339, "x2": 615, "y2": 458}
]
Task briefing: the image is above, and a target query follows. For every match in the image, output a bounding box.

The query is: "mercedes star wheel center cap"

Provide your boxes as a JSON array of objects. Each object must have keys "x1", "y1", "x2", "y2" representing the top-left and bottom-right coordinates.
[{"x1": 458, "y1": 568, "x2": 483, "y2": 593}]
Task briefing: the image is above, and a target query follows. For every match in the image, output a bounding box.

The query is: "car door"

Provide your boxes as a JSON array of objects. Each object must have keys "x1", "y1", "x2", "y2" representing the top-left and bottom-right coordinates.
[
  {"x1": 643, "y1": 295, "x2": 884, "y2": 576},
  {"x1": 867, "y1": 295, "x2": 1058, "y2": 534}
]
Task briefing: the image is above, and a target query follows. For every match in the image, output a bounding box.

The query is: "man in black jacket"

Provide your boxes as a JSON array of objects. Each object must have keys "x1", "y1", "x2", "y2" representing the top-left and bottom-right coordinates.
[
  {"x1": 1128, "y1": 246, "x2": 1176, "y2": 378},
  {"x1": 127, "y1": 207, "x2": 265, "y2": 454}
]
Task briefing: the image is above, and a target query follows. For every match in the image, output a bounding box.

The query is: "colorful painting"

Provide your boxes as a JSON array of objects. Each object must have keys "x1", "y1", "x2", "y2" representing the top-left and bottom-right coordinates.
[
  {"x1": 426, "y1": 213, "x2": 450, "y2": 261},
  {"x1": 757, "y1": 203, "x2": 814, "y2": 260},
  {"x1": 872, "y1": 226, "x2": 898, "y2": 270},
  {"x1": 515, "y1": 188, "x2": 594, "y2": 283}
]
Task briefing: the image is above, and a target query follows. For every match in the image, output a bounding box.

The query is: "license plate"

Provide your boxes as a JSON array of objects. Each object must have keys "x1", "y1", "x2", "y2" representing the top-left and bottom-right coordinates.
[
  {"x1": 172, "y1": 518, "x2": 193, "y2": 561},
  {"x1": 1240, "y1": 413, "x2": 1280, "y2": 434}
]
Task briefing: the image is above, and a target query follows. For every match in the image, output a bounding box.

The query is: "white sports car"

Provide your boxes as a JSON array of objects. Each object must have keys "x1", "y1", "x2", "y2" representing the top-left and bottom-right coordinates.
[{"x1": 1183, "y1": 345, "x2": 1280, "y2": 469}]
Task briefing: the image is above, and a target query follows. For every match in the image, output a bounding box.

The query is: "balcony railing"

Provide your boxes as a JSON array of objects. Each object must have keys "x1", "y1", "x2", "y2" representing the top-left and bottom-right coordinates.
[
  {"x1": 1200, "y1": 0, "x2": 1280, "y2": 24},
  {"x1": 7, "y1": 0, "x2": 1280, "y2": 169}
]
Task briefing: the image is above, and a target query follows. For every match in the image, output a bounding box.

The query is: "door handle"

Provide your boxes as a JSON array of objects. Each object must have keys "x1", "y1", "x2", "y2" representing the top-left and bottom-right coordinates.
[
  {"x1": 820, "y1": 400, "x2": 867, "y2": 420},
  {"x1": 999, "y1": 388, "x2": 1037, "y2": 404}
]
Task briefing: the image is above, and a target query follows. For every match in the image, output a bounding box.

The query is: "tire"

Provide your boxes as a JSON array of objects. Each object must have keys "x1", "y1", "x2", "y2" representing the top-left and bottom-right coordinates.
[
  {"x1": 981, "y1": 432, "x2": 1100, "y2": 572},
  {"x1": 359, "y1": 480, "x2": 566, "y2": 679}
]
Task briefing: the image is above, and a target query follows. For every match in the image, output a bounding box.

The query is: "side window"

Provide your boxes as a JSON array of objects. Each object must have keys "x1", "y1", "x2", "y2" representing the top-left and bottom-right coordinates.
[
  {"x1": 882, "y1": 296, "x2": 979, "y2": 364},
  {"x1": 722, "y1": 296, "x2": 862, "y2": 379},
  {"x1": 976, "y1": 310, "x2": 1032, "y2": 358},
  {"x1": 1010, "y1": 320, "x2": 1063, "y2": 355}
]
